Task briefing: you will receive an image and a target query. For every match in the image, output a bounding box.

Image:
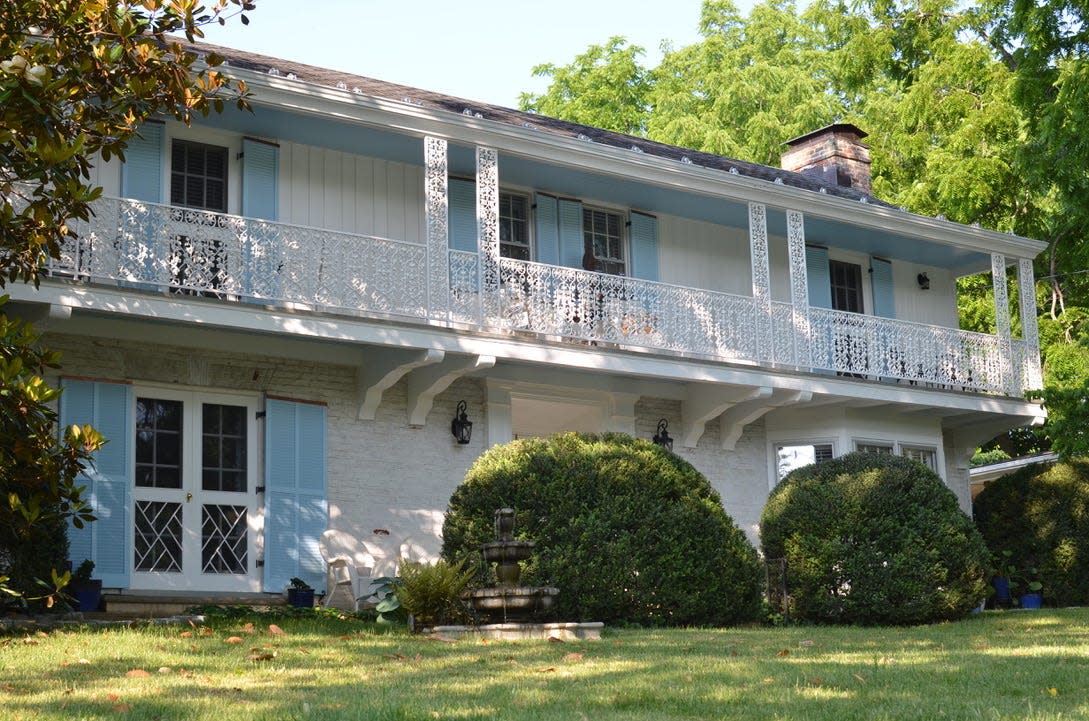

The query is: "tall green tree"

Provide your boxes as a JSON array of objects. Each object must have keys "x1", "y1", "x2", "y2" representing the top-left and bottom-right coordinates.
[{"x1": 0, "y1": 0, "x2": 253, "y2": 606}]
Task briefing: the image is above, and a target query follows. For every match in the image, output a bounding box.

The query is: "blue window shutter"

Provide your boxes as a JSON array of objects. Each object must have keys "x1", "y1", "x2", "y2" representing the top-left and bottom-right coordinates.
[
  {"x1": 121, "y1": 121, "x2": 164, "y2": 203},
  {"x1": 242, "y1": 138, "x2": 279, "y2": 221},
  {"x1": 449, "y1": 178, "x2": 477, "y2": 252},
  {"x1": 60, "y1": 380, "x2": 132, "y2": 588},
  {"x1": 263, "y1": 399, "x2": 328, "y2": 593},
  {"x1": 806, "y1": 246, "x2": 832, "y2": 309},
  {"x1": 870, "y1": 257, "x2": 895, "y2": 318},
  {"x1": 534, "y1": 193, "x2": 559, "y2": 266},
  {"x1": 629, "y1": 212, "x2": 659, "y2": 281},
  {"x1": 558, "y1": 199, "x2": 584, "y2": 268}
]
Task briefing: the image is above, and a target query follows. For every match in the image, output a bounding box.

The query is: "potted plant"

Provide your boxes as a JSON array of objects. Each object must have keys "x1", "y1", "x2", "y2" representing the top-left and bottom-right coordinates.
[
  {"x1": 287, "y1": 577, "x2": 315, "y2": 608},
  {"x1": 68, "y1": 559, "x2": 102, "y2": 612},
  {"x1": 993, "y1": 551, "x2": 1043, "y2": 609}
]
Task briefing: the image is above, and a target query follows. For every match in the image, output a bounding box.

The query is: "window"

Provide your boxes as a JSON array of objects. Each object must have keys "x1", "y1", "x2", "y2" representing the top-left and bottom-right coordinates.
[
  {"x1": 855, "y1": 442, "x2": 893, "y2": 455},
  {"x1": 775, "y1": 442, "x2": 834, "y2": 481},
  {"x1": 901, "y1": 445, "x2": 938, "y2": 472},
  {"x1": 582, "y1": 207, "x2": 625, "y2": 276},
  {"x1": 136, "y1": 398, "x2": 183, "y2": 489},
  {"x1": 171, "y1": 140, "x2": 228, "y2": 212},
  {"x1": 829, "y1": 260, "x2": 864, "y2": 313},
  {"x1": 499, "y1": 193, "x2": 530, "y2": 260}
]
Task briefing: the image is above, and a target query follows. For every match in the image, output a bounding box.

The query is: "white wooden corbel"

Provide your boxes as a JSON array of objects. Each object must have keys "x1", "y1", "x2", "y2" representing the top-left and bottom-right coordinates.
[
  {"x1": 719, "y1": 390, "x2": 812, "y2": 450},
  {"x1": 406, "y1": 354, "x2": 496, "y2": 426},
  {"x1": 357, "y1": 348, "x2": 444, "y2": 420},
  {"x1": 681, "y1": 385, "x2": 772, "y2": 449}
]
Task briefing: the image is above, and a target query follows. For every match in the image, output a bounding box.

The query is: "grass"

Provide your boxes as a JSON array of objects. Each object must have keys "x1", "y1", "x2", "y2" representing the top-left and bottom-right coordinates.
[{"x1": 3, "y1": 608, "x2": 1089, "y2": 720}]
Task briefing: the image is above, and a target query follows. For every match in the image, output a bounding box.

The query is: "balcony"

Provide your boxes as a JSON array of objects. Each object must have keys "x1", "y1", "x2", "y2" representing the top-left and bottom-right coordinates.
[{"x1": 53, "y1": 197, "x2": 1035, "y2": 397}]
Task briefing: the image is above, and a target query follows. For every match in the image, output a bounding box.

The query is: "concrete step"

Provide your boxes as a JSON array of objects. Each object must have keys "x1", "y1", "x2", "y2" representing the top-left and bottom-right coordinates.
[{"x1": 103, "y1": 591, "x2": 287, "y2": 618}]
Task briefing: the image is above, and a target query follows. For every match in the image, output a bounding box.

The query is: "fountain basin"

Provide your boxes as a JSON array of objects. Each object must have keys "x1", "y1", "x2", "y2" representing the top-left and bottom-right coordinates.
[
  {"x1": 481, "y1": 541, "x2": 535, "y2": 564},
  {"x1": 464, "y1": 585, "x2": 559, "y2": 620}
]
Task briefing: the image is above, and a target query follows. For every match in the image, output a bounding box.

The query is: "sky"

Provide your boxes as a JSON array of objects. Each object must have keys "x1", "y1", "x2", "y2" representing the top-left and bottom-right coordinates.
[{"x1": 194, "y1": 0, "x2": 747, "y2": 109}]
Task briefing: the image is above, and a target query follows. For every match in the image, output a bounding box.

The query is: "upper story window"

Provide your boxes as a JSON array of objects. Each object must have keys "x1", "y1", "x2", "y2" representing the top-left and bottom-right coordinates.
[
  {"x1": 855, "y1": 442, "x2": 893, "y2": 455},
  {"x1": 582, "y1": 207, "x2": 625, "y2": 276},
  {"x1": 171, "y1": 140, "x2": 228, "y2": 212},
  {"x1": 830, "y1": 260, "x2": 863, "y2": 313},
  {"x1": 499, "y1": 193, "x2": 530, "y2": 261}
]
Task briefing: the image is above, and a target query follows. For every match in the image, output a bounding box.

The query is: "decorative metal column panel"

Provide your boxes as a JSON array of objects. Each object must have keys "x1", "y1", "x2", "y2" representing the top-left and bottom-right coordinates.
[
  {"x1": 477, "y1": 146, "x2": 500, "y2": 324},
  {"x1": 991, "y1": 253, "x2": 1015, "y2": 395},
  {"x1": 1018, "y1": 257, "x2": 1043, "y2": 391},
  {"x1": 424, "y1": 136, "x2": 449, "y2": 320},
  {"x1": 749, "y1": 203, "x2": 772, "y2": 362},
  {"x1": 786, "y1": 210, "x2": 810, "y2": 368}
]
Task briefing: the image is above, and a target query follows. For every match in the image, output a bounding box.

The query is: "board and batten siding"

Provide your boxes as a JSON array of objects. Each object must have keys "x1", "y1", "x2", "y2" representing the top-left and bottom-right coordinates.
[
  {"x1": 278, "y1": 141, "x2": 425, "y2": 243},
  {"x1": 657, "y1": 214, "x2": 752, "y2": 296}
]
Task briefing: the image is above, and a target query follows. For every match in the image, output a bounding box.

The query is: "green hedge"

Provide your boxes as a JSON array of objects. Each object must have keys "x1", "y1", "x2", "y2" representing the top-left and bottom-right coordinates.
[
  {"x1": 761, "y1": 452, "x2": 990, "y2": 625},
  {"x1": 0, "y1": 509, "x2": 69, "y2": 611},
  {"x1": 973, "y1": 459, "x2": 1089, "y2": 607},
  {"x1": 441, "y1": 432, "x2": 763, "y2": 626}
]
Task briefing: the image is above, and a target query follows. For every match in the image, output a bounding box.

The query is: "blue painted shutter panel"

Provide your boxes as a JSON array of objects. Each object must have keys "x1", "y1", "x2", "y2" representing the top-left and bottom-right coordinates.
[
  {"x1": 448, "y1": 178, "x2": 477, "y2": 253},
  {"x1": 558, "y1": 199, "x2": 584, "y2": 268},
  {"x1": 241, "y1": 138, "x2": 279, "y2": 221},
  {"x1": 263, "y1": 399, "x2": 328, "y2": 593},
  {"x1": 629, "y1": 212, "x2": 659, "y2": 281},
  {"x1": 121, "y1": 121, "x2": 163, "y2": 202},
  {"x1": 870, "y1": 257, "x2": 895, "y2": 318},
  {"x1": 60, "y1": 380, "x2": 133, "y2": 589},
  {"x1": 806, "y1": 246, "x2": 832, "y2": 309},
  {"x1": 534, "y1": 194, "x2": 560, "y2": 266}
]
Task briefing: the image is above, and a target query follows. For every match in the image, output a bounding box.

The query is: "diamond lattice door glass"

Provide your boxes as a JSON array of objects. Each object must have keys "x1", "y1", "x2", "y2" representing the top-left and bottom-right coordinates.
[{"x1": 131, "y1": 390, "x2": 259, "y2": 592}]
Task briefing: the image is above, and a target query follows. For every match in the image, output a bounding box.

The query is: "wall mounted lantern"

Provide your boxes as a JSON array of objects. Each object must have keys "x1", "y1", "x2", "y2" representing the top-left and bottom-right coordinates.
[
  {"x1": 652, "y1": 418, "x2": 673, "y2": 451},
  {"x1": 917, "y1": 272, "x2": 930, "y2": 290},
  {"x1": 451, "y1": 400, "x2": 472, "y2": 445}
]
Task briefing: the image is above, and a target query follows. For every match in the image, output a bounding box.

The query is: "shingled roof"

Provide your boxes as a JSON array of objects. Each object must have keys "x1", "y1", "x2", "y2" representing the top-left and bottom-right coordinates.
[{"x1": 190, "y1": 40, "x2": 892, "y2": 207}]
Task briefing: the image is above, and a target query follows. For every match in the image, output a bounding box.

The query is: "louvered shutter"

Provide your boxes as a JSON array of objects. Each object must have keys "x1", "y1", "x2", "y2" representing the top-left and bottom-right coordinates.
[
  {"x1": 121, "y1": 121, "x2": 164, "y2": 202},
  {"x1": 629, "y1": 212, "x2": 659, "y2": 281}
]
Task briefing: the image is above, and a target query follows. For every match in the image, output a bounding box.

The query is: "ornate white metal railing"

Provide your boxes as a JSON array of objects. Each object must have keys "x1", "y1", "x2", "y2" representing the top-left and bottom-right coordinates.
[{"x1": 49, "y1": 197, "x2": 1034, "y2": 397}]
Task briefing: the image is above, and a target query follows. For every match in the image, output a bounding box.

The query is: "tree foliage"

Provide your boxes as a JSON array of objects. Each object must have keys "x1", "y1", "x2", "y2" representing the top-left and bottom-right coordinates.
[{"x1": 0, "y1": 0, "x2": 253, "y2": 605}]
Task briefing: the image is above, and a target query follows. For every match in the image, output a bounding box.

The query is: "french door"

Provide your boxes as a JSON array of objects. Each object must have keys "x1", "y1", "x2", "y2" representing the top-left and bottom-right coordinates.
[{"x1": 130, "y1": 388, "x2": 260, "y2": 592}]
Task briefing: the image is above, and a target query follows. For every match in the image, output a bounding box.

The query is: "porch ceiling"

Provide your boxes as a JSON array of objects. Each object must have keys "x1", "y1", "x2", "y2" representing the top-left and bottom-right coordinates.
[{"x1": 197, "y1": 108, "x2": 994, "y2": 274}]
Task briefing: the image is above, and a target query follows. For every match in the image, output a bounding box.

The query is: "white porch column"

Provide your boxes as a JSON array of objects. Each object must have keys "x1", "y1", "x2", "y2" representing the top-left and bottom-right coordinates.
[
  {"x1": 748, "y1": 203, "x2": 772, "y2": 362},
  {"x1": 786, "y1": 209, "x2": 811, "y2": 368},
  {"x1": 476, "y1": 146, "x2": 500, "y2": 323},
  {"x1": 991, "y1": 253, "x2": 1017, "y2": 396},
  {"x1": 1018, "y1": 258, "x2": 1043, "y2": 391},
  {"x1": 424, "y1": 137, "x2": 449, "y2": 321}
]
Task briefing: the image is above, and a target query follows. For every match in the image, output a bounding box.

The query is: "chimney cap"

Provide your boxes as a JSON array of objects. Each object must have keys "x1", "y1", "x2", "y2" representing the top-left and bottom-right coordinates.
[{"x1": 783, "y1": 123, "x2": 868, "y2": 148}]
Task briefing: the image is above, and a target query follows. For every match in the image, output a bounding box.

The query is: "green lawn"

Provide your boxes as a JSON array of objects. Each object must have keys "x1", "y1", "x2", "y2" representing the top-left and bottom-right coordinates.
[{"x1": 3, "y1": 608, "x2": 1088, "y2": 720}]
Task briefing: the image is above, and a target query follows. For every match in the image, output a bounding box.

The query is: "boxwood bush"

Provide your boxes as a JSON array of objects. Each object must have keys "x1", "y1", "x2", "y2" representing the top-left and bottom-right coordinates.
[
  {"x1": 973, "y1": 459, "x2": 1089, "y2": 607},
  {"x1": 441, "y1": 432, "x2": 763, "y2": 626},
  {"x1": 760, "y1": 452, "x2": 989, "y2": 625}
]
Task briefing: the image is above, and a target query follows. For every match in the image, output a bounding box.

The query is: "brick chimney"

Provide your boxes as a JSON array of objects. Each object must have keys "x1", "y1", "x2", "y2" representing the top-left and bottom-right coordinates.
[{"x1": 781, "y1": 123, "x2": 872, "y2": 194}]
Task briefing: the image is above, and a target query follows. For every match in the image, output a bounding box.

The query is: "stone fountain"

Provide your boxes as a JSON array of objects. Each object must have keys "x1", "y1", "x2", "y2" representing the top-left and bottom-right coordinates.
[
  {"x1": 464, "y1": 508, "x2": 558, "y2": 622},
  {"x1": 434, "y1": 508, "x2": 601, "y2": 640}
]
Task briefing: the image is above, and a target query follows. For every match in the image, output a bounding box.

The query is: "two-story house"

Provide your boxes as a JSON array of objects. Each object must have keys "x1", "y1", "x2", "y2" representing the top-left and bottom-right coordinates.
[{"x1": 8, "y1": 43, "x2": 1045, "y2": 599}]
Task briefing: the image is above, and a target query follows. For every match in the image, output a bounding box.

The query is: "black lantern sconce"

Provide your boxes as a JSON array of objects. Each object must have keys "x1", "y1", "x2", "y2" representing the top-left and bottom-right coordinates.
[
  {"x1": 451, "y1": 400, "x2": 472, "y2": 445},
  {"x1": 917, "y1": 272, "x2": 930, "y2": 290},
  {"x1": 652, "y1": 418, "x2": 673, "y2": 451}
]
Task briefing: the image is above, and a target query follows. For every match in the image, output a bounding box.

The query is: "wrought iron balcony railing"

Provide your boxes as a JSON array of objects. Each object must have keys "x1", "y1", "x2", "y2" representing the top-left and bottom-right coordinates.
[{"x1": 52, "y1": 197, "x2": 1034, "y2": 397}]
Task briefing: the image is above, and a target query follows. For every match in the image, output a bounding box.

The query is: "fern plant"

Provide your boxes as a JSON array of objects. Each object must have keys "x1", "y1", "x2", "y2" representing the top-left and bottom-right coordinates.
[{"x1": 395, "y1": 557, "x2": 476, "y2": 628}]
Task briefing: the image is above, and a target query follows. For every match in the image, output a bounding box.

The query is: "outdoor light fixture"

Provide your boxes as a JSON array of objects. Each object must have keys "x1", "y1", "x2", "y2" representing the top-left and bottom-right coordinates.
[
  {"x1": 451, "y1": 400, "x2": 472, "y2": 445},
  {"x1": 917, "y1": 272, "x2": 930, "y2": 290},
  {"x1": 652, "y1": 418, "x2": 673, "y2": 451}
]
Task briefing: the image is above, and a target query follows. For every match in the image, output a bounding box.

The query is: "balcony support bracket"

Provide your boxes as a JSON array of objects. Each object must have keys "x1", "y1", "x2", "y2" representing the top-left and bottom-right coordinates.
[
  {"x1": 682, "y1": 386, "x2": 772, "y2": 449},
  {"x1": 406, "y1": 354, "x2": 496, "y2": 427},
  {"x1": 357, "y1": 348, "x2": 445, "y2": 420},
  {"x1": 719, "y1": 390, "x2": 812, "y2": 450}
]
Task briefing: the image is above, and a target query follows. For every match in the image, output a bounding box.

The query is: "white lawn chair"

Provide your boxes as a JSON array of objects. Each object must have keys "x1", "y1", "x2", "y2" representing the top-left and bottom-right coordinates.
[{"x1": 319, "y1": 529, "x2": 376, "y2": 611}]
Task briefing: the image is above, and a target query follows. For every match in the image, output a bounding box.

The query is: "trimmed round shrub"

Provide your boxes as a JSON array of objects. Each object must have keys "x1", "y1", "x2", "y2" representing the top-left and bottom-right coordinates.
[
  {"x1": 974, "y1": 459, "x2": 1089, "y2": 607},
  {"x1": 760, "y1": 452, "x2": 989, "y2": 625},
  {"x1": 441, "y1": 432, "x2": 763, "y2": 626}
]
